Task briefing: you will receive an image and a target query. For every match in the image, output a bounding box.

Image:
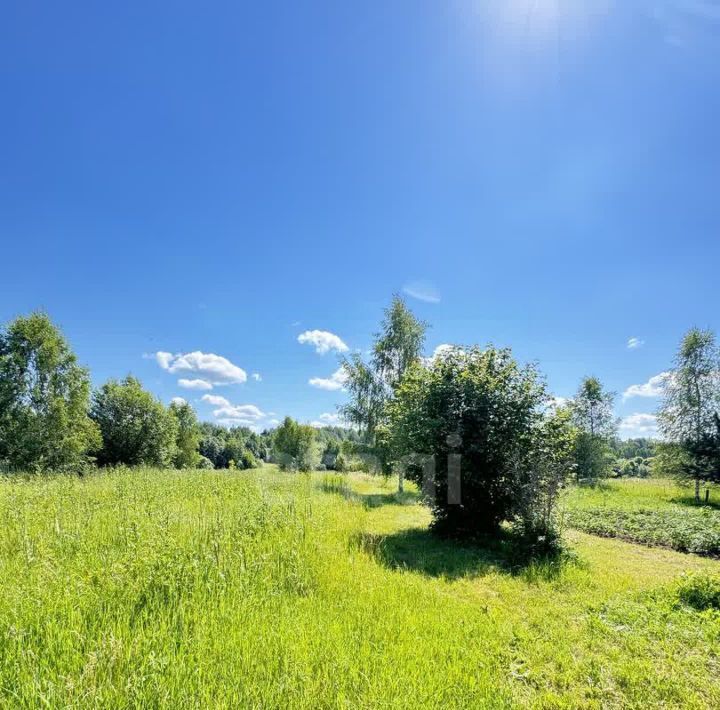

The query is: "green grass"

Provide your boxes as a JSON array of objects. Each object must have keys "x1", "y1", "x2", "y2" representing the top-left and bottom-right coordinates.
[
  {"x1": 563, "y1": 478, "x2": 720, "y2": 555},
  {"x1": 2, "y1": 468, "x2": 720, "y2": 708}
]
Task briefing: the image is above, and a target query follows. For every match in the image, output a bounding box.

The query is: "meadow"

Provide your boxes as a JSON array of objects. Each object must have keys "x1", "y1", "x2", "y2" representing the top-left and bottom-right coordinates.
[{"x1": 2, "y1": 467, "x2": 720, "y2": 708}]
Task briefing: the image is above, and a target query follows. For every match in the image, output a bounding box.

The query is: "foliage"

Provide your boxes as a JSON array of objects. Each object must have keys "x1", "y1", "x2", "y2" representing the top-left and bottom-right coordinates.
[
  {"x1": 610, "y1": 437, "x2": 658, "y2": 460},
  {"x1": 388, "y1": 345, "x2": 573, "y2": 542},
  {"x1": 0, "y1": 313, "x2": 100, "y2": 472},
  {"x1": 240, "y1": 448, "x2": 258, "y2": 470},
  {"x1": 613, "y1": 456, "x2": 653, "y2": 478},
  {"x1": 676, "y1": 572, "x2": 720, "y2": 611},
  {"x1": 169, "y1": 400, "x2": 201, "y2": 468},
  {"x1": 91, "y1": 376, "x2": 178, "y2": 467},
  {"x1": 569, "y1": 376, "x2": 616, "y2": 482},
  {"x1": 341, "y1": 295, "x2": 427, "y2": 477},
  {"x1": 198, "y1": 423, "x2": 264, "y2": 469},
  {"x1": 272, "y1": 417, "x2": 319, "y2": 472},
  {"x1": 658, "y1": 328, "x2": 720, "y2": 497},
  {"x1": 197, "y1": 455, "x2": 215, "y2": 469}
]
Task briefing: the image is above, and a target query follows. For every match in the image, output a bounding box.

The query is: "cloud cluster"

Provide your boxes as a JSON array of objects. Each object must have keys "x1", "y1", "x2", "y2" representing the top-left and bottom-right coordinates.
[
  {"x1": 627, "y1": 337, "x2": 645, "y2": 350},
  {"x1": 153, "y1": 351, "x2": 247, "y2": 390},
  {"x1": 309, "y1": 367, "x2": 348, "y2": 391},
  {"x1": 623, "y1": 372, "x2": 670, "y2": 400},
  {"x1": 619, "y1": 413, "x2": 659, "y2": 438},
  {"x1": 297, "y1": 330, "x2": 349, "y2": 355}
]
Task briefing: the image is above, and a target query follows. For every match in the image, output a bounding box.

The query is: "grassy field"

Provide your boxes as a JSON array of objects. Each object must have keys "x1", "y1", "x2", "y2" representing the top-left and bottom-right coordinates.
[
  {"x1": 563, "y1": 478, "x2": 720, "y2": 555},
  {"x1": 2, "y1": 468, "x2": 720, "y2": 708}
]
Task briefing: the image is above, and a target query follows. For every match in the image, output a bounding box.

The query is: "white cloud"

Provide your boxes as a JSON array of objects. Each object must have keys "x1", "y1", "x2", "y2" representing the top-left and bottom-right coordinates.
[
  {"x1": 201, "y1": 394, "x2": 231, "y2": 408},
  {"x1": 213, "y1": 404, "x2": 265, "y2": 420},
  {"x1": 268, "y1": 418, "x2": 280, "y2": 426},
  {"x1": 312, "y1": 412, "x2": 343, "y2": 427},
  {"x1": 170, "y1": 396, "x2": 187, "y2": 406},
  {"x1": 251, "y1": 373, "x2": 262, "y2": 382},
  {"x1": 298, "y1": 330, "x2": 349, "y2": 355},
  {"x1": 402, "y1": 281, "x2": 441, "y2": 304},
  {"x1": 152, "y1": 351, "x2": 247, "y2": 385},
  {"x1": 155, "y1": 351, "x2": 174, "y2": 370},
  {"x1": 619, "y1": 413, "x2": 659, "y2": 439},
  {"x1": 178, "y1": 378, "x2": 213, "y2": 390},
  {"x1": 309, "y1": 367, "x2": 348, "y2": 391},
  {"x1": 627, "y1": 337, "x2": 645, "y2": 350},
  {"x1": 623, "y1": 372, "x2": 670, "y2": 400}
]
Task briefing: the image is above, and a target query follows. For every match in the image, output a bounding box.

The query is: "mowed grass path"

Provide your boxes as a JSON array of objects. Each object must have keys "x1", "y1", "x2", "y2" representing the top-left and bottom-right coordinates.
[{"x1": 1, "y1": 468, "x2": 720, "y2": 708}]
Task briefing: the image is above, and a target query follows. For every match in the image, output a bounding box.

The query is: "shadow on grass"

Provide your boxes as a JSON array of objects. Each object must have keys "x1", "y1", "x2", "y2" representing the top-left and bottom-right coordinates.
[
  {"x1": 353, "y1": 527, "x2": 577, "y2": 582},
  {"x1": 669, "y1": 494, "x2": 720, "y2": 510},
  {"x1": 317, "y1": 475, "x2": 420, "y2": 508},
  {"x1": 358, "y1": 490, "x2": 419, "y2": 508}
]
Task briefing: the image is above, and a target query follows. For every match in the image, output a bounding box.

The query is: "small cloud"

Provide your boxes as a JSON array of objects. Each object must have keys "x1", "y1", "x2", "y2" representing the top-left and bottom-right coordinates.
[
  {"x1": 313, "y1": 412, "x2": 343, "y2": 427},
  {"x1": 151, "y1": 351, "x2": 247, "y2": 385},
  {"x1": 402, "y1": 281, "x2": 441, "y2": 304},
  {"x1": 268, "y1": 418, "x2": 280, "y2": 426},
  {"x1": 309, "y1": 367, "x2": 348, "y2": 391},
  {"x1": 627, "y1": 337, "x2": 645, "y2": 350},
  {"x1": 170, "y1": 396, "x2": 187, "y2": 406},
  {"x1": 619, "y1": 413, "x2": 659, "y2": 439},
  {"x1": 178, "y1": 378, "x2": 213, "y2": 390},
  {"x1": 201, "y1": 394, "x2": 231, "y2": 408},
  {"x1": 623, "y1": 372, "x2": 670, "y2": 400},
  {"x1": 298, "y1": 330, "x2": 349, "y2": 355},
  {"x1": 251, "y1": 373, "x2": 262, "y2": 382},
  {"x1": 213, "y1": 404, "x2": 265, "y2": 420}
]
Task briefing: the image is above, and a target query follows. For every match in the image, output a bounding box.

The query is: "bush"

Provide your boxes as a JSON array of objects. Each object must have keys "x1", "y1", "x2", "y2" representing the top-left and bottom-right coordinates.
[
  {"x1": 388, "y1": 346, "x2": 573, "y2": 542},
  {"x1": 197, "y1": 455, "x2": 215, "y2": 470},
  {"x1": 91, "y1": 376, "x2": 178, "y2": 467},
  {"x1": 676, "y1": 572, "x2": 720, "y2": 610},
  {"x1": 272, "y1": 417, "x2": 320, "y2": 472},
  {"x1": 240, "y1": 449, "x2": 258, "y2": 470}
]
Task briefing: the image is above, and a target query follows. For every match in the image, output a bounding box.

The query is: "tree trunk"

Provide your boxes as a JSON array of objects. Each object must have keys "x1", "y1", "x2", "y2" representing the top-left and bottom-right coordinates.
[
  {"x1": 398, "y1": 469, "x2": 404, "y2": 494},
  {"x1": 695, "y1": 478, "x2": 701, "y2": 504}
]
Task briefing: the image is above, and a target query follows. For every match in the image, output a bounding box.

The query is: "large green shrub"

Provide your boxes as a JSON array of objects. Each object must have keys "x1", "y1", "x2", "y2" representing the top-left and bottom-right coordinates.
[
  {"x1": 388, "y1": 346, "x2": 573, "y2": 542},
  {"x1": 272, "y1": 417, "x2": 319, "y2": 472},
  {"x1": 91, "y1": 376, "x2": 178, "y2": 467}
]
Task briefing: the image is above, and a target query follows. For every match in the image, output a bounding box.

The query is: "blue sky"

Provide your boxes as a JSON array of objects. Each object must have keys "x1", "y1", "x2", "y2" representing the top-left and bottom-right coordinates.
[{"x1": 2, "y1": 1, "x2": 719, "y2": 437}]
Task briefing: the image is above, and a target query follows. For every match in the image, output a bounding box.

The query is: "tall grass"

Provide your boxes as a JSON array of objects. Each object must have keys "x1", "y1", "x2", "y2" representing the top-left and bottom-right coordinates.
[{"x1": 1, "y1": 468, "x2": 720, "y2": 707}]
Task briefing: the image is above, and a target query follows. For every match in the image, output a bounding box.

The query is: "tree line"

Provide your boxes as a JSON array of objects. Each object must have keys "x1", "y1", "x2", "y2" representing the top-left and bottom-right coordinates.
[{"x1": 0, "y1": 312, "x2": 356, "y2": 473}]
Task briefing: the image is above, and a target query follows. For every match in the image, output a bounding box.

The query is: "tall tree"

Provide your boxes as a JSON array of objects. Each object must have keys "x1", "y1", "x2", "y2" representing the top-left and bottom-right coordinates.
[
  {"x1": 570, "y1": 376, "x2": 616, "y2": 481},
  {"x1": 341, "y1": 295, "x2": 427, "y2": 489},
  {"x1": 658, "y1": 328, "x2": 720, "y2": 502},
  {"x1": 0, "y1": 313, "x2": 100, "y2": 471},
  {"x1": 91, "y1": 376, "x2": 178, "y2": 467}
]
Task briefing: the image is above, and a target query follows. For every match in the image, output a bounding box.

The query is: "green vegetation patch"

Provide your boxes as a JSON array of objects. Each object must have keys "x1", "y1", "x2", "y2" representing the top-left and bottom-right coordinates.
[{"x1": 564, "y1": 479, "x2": 720, "y2": 556}]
